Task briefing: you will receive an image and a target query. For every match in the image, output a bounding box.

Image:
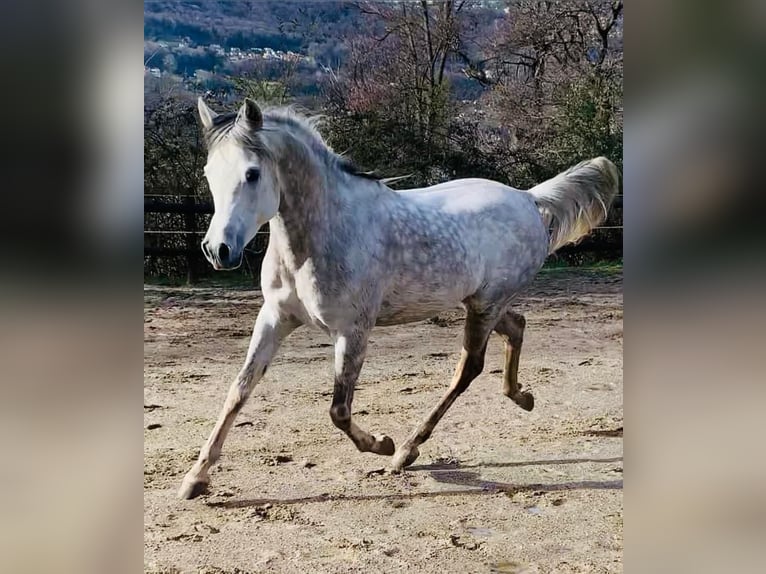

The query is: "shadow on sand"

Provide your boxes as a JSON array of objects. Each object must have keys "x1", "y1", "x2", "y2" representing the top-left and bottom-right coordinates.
[{"x1": 206, "y1": 455, "x2": 623, "y2": 509}]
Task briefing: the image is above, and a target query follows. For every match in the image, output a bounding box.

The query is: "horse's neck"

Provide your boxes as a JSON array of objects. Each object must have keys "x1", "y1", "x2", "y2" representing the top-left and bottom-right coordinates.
[
  {"x1": 271, "y1": 168, "x2": 386, "y2": 269},
  {"x1": 265, "y1": 130, "x2": 391, "y2": 266},
  {"x1": 270, "y1": 165, "x2": 340, "y2": 266}
]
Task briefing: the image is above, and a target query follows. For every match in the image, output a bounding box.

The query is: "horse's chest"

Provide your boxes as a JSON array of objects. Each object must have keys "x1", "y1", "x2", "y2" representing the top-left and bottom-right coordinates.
[{"x1": 290, "y1": 269, "x2": 367, "y2": 331}]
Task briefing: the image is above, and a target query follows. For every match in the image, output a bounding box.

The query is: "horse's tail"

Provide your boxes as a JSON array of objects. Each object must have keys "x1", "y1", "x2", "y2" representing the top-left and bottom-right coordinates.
[{"x1": 528, "y1": 157, "x2": 620, "y2": 254}]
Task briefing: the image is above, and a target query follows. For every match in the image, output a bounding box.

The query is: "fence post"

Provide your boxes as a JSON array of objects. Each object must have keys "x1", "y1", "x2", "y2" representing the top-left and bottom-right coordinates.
[{"x1": 183, "y1": 194, "x2": 198, "y2": 284}]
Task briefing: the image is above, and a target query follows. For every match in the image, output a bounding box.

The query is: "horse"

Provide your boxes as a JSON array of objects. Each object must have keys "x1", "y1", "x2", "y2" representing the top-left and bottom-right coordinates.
[{"x1": 178, "y1": 97, "x2": 618, "y2": 499}]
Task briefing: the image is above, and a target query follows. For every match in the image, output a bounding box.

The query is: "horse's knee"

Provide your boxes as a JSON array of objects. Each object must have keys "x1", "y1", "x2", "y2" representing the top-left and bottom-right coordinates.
[
  {"x1": 514, "y1": 316, "x2": 526, "y2": 343},
  {"x1": 504, "y1": 313, "x2": 525, "y2": 346},
  {"x1": 329, "y1": 403, "x2": 350, "y2": 431}
]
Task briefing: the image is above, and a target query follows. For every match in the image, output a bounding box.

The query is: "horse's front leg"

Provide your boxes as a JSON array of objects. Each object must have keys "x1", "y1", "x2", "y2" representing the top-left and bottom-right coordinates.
[
  {"x1": 329, "y1": 327, "x2": 396, "y2": 456},
  {"x1": 178, "y1": 304, "x2": 298, "y2": 499}
]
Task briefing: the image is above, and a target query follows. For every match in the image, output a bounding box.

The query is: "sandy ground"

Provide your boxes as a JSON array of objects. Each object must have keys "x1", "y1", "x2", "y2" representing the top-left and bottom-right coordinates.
[{"x1": 144, "y1": 268, "x2": 623, "y2": 573}]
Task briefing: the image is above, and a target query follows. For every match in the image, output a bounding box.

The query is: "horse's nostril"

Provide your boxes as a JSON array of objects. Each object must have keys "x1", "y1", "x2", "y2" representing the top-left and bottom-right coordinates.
[{"x1": 217, "y1": 243, "x2": 230, "y2": 263}]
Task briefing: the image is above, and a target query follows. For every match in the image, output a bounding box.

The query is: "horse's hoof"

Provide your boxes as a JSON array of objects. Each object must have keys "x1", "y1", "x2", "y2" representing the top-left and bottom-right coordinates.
[
  {"x1": 404, "y1": 447, "x2": 420, "y2": 466},
  {"x1": 177, "y1": 475, "x2": 209, "y2": 500},
  {"x1": 514, "y1": 391, "x2": 535, "y2": 411},
  {"x1": 374, "y1": 435, "x2": 396, "y2": 456},
  {"x1": 389, "y1": 446, "x2": 420, "y2": 472}
]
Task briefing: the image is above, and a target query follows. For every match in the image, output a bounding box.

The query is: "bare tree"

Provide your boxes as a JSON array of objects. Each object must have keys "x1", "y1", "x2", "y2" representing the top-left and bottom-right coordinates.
[
  {"x1": 228, "y1": 56, "x2": 300, "y2": 106},
  {"x1": 459, "y1": 1, "x2": 623, "y2": 183},
  {"x1": 352, "y1": 1, "x2": 470, "y2": 146}
]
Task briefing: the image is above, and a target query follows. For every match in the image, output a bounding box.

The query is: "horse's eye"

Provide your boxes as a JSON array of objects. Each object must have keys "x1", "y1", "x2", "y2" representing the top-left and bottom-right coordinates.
[{"x1": 245, "y1": 168, "x2": 260, "y2": 183}]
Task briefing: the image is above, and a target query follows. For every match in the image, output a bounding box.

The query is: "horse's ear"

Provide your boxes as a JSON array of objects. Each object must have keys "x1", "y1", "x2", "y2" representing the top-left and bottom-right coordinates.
[
  {"x1": 237, "y1": 98, "x2": 263, "y2": 130},
  {"x1": 197, "y1": 97, "x2": 217, "y2": 129}
]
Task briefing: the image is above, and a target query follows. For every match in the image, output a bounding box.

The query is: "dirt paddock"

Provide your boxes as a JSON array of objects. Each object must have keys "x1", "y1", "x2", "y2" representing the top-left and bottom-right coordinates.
[{"x1": 144, "y1": 268, "x2": 623, "y2": 573}]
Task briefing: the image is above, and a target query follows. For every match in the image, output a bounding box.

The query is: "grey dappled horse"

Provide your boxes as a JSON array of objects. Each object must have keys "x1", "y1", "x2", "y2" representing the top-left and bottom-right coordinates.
[{"x1": 178, "y1": 98, "x2": 619, "y2": 499}]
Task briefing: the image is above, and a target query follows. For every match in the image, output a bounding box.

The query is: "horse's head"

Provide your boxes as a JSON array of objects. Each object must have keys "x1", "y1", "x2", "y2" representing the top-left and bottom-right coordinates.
[{"x1": 197, "y1": 98, "x2": 280, "y2": 270}]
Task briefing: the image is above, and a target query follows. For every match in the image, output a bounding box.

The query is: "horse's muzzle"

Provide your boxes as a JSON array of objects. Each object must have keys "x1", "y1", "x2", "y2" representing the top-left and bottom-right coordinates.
[{"x1": 201, "y1": 239, "x2": 242, "y2": 270}]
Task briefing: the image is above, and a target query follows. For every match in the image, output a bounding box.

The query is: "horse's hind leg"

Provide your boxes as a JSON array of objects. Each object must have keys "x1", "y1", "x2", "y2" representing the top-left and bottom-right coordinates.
[
  {"x1": 389, "y1": 308, "x2": 495, "y2": 472},
  {"x1": 178, "y1": 305, "x2": 298, "y2": 499},
  {"x1": 494, "y1": 311, "x2": 535, "y2": 411},
  {"x1": 330, "y1": 328, "x2": 396, "y2": 456}
]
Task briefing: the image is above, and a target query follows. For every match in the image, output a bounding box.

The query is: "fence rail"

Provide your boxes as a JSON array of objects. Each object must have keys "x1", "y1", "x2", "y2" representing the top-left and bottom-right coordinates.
[
  {"x1": 144, "y1": 230, "x2": 272, "y2": 235},
  {"x1": 145, "y1": 194, "x2": 622, "y2": 282},
  {"x1": 144, "y1": 199, "x2": 213, "y2": 215}
]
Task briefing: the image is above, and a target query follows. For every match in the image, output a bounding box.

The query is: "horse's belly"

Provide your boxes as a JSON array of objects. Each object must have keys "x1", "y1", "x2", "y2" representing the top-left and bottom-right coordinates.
[{"x1": 376, "y1": 289, "x2": 464, "y2": 326}]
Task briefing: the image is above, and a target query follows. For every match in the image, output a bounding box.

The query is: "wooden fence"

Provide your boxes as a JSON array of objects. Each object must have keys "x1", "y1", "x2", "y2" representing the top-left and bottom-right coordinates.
[{"x1": 144, "y1": 195, "x2": 270, "y2": 283}]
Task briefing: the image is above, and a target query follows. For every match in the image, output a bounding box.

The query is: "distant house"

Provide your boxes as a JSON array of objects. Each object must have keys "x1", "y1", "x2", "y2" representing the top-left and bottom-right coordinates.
[
  {"x1": 284, "y1": 51, "x2": 301, "y2": 62},
  {"x1": 194, "y1": 69, "x2": 215, "y2": 85},
  {"x1": 149, "y1": 68, "x2": 161, "y2": 78}
]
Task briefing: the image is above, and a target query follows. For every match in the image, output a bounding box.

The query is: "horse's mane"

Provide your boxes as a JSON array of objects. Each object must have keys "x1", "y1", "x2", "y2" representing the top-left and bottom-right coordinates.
[{"x1": 203, "y1": 105, "x2": 381, "y2": 181}]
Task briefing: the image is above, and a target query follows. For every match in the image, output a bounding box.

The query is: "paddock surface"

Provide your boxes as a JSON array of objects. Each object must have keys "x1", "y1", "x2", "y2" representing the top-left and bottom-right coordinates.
[{"x1": 144, "y1": 268, "x2": 623, "y2": 573}]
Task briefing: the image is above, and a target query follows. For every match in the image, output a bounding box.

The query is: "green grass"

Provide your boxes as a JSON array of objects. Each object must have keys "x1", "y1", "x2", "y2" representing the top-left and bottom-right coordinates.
[
  {"x1": 540, "y1": 258, "x2": 622, "y2": 275},
  {"x1": 146, "y1": 259, "x2": 623, "y2": 287}
]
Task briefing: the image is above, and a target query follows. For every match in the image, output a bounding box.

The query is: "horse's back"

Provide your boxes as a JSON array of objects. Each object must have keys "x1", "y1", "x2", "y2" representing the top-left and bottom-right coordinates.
[
  {"x1": 397, "y1": 178, "x2": 521, "y2": 205},
  {"x1": 396, "y1": 178, "x2": 539, "y2": 221},
  {"x1": 395, "y1": 178, "x2": 546, "y2": 257},
  {"x1": 376, "y1": 178, "x2": 549, "y2": 322}
]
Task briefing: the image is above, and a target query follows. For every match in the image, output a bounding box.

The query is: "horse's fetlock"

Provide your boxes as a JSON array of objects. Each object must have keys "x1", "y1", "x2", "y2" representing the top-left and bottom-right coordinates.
[{"x1": 330, "y1": 404, "x2": 351, "y2": 429}]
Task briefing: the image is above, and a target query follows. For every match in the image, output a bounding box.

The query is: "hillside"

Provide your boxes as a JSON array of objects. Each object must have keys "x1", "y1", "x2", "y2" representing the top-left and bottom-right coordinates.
[
  {"x1": 144, "y1": 1, "x2": 502, "y2": 103},
  {"x1": 144, "y1": 1, "x2": 371, "y2": 64}
]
